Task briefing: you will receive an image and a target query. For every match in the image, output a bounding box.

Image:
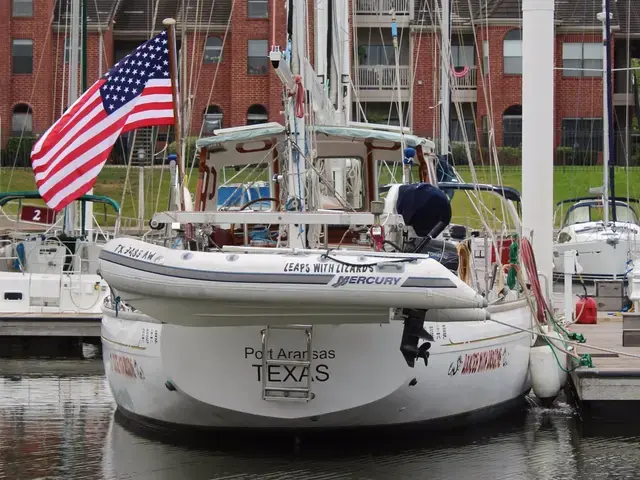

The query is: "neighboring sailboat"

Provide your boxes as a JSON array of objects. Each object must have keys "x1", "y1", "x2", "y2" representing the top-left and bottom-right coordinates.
[
  {"x1": 552, "y1": 0, "x2": 640, "y2": 281},
  {"x1": 95, "y1": 0, "x2": 568, "y2": 431},
  {"x1": 0, "y1": 0, "x2": 121, "y2": 320}
]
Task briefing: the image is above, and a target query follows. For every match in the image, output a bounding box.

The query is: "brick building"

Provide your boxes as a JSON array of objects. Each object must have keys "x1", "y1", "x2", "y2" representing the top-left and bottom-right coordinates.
[{"x1": 1, "y1": 0, "x2": 638, "y2": 166}]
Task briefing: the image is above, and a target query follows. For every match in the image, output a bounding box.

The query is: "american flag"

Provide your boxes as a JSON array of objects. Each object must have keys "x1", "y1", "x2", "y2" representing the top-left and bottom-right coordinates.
[{"x1": 31, "y1": 30, "x2": 175, "y2": 212}]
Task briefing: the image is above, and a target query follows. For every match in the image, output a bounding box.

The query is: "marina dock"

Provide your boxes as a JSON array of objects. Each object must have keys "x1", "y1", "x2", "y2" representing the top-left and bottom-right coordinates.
[
  {"x1": 0, "y1": 313, "x2": 101, "y2": 337},
  {"x1": 559, "y1": 289, "x2": 640, "y2": 420},
  {"x1": 0, "y1": 314, "x2": 101, "y2": 357}
]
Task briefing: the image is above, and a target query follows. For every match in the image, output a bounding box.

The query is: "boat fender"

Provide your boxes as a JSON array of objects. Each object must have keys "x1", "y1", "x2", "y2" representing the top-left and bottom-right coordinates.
[{"x1": 13, "y1": 242, "x2": 25, "y2": 272}]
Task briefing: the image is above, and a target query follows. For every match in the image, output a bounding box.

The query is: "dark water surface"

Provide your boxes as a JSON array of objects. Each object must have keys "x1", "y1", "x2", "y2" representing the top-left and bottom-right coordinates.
[{"x1": 1, "y1": 356, "x2": 639, "y2": 480}]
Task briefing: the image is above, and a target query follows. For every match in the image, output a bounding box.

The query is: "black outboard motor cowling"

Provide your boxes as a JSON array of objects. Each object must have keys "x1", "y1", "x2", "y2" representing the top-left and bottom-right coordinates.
[
  {"x1": 396, "y1": 183, "x2": 452, "y2": 237},
  {"x1": 396, "y1": 183, "x2": 458, "y2": 272}
]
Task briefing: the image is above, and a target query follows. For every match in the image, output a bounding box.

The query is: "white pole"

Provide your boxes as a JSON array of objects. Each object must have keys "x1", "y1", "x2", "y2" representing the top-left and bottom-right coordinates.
[
  {"x1": 138, "y1": 166, "x2": 145, "y2": 231},
  {"x1": 522, "y1": 0, "x2": 555, "y2": 286},
  {"x1": 563, "y1": 250, "x2": 577, "y2": 322},
  {"x1": 285, "y1": 0, "x2": 307, "y2": 249},
  {"x1": 64, "y1": 0, "x2": 81, "y2": 235},
  {"x1": 315, "y1": 0, "x2": 328, "y2": 93},
  {"x1": 337, "y1": 0, "x2": 351, "y2": 124},
  {"x1": 598, "y1": 3, "x2": 610, "y2": 224},
  {"x1": 439, "y1": 0, "x2": 451, "y2": 157}
]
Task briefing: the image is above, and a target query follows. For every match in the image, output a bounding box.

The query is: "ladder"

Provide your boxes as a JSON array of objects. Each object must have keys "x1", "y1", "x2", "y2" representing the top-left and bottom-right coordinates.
[{"x1": 261, "y1": 324, "x2": 314, "y2": 402}]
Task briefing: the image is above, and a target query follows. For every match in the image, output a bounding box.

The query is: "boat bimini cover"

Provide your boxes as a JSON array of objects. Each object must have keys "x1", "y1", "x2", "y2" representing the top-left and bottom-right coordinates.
[{"x1": 396, "y1": 183, "x2": 452, "y2": 237}]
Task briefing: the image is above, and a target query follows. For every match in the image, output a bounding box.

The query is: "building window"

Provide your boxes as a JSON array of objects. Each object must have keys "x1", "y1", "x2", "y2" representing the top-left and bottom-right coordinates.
[
  {"x1": 13, "y1": 0, "x2": 32, "y2": 17},
  {"x1": 481, "y1": 115, "x2": 489, "y2": 147},
  {"x1": 360, "y1": 45, "x2": 395, "y2": 65},
  {"x1": 247, "y1": 104, "x2": 268, "y2": 125},
  {"x1": 12, "y1": 104, "x2": 33, "y2": 136},
  {"x1": 64, "y1": 37, "x2": 82, "y2": 64},
  {"x1": 562, "y1": 43, "x2": 602, "y2": 78},
  {"x1": 561, "y1": 118, "x2": 603, "y2": 151},
  {"x1": 503, "y1": 29, "x2": 522, "y2": 75},
  {"x1": 451, "y1": 44, "x2": 474, "y2": 68},
  {"x1": 450, "y1": 118, "x2": 476, "y2": 143},
  {"x1": 502, "y1": 105, "x2": 522, "y2": 147},
  {"x1": 203, "y1": 105, "x2": 223, "y2": 134},
  {"x1": 248, "y1": 0, "x2": 268, "y2": 18},
  {"x1": 203, "y1": 37, "x2": 223, "y2": 64},
  {"x1": 248, "y1": 40, "x2": 268, "y2": 75},
  {"x1": 12, "y1": 39, "x2": 33, "y2": 74},
  {"x1": 482, "y1": 40, "x2": 489, "y2": 74}
]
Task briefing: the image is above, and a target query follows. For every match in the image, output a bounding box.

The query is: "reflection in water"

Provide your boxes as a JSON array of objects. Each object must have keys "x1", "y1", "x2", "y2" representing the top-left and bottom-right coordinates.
[{"x1": 0, "y1": 361, "x2": 639, "y2": 480}]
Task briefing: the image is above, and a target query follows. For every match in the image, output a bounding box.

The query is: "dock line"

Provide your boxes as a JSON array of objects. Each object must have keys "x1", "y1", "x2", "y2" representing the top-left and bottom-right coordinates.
[{"x1": 487, "y1": 317, "x2": 640, "y2": 361}]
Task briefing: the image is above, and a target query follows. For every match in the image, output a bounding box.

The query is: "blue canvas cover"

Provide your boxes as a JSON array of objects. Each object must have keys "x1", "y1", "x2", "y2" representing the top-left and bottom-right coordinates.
[{"x1": 396, "y1": 183, "x2": 452, "y2": 237}]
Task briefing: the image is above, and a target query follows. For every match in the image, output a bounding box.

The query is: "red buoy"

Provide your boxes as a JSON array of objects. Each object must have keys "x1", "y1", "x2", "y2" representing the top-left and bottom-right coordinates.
[{"x1": 575, "y1": 296, "x2": 597, "y2": 324}]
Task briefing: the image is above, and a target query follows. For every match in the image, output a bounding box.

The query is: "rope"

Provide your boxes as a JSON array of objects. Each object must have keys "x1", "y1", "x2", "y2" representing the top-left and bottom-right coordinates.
[
  {"x1": 488, "y1": 315, "x2": 640, "y2": 361},
  {"x1": 456, "y1": 241, "x2": 471, "y2": 284},
  {"x1": 292, "y1": 75, "x2": 305, "y2": 119},
  {"x1": 520, "y1": 237, "x2": 550, "y2": 324}
]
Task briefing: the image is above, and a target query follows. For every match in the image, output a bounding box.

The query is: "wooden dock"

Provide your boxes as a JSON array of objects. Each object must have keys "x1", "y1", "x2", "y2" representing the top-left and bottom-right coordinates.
[
  {"x1": 0, "y1": 313, "x2": 101, "y2": 357},
  {"x1": 0, "y1": 313, "x2": 101, "y2": 337},
  {"x1": 566, "y1": 316, "x2": 640, "y2": 421}
]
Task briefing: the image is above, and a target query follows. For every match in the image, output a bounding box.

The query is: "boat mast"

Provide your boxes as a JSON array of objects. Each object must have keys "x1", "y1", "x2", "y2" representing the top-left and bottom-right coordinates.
[
  {"x1": 439, "y1": 0, "x2": 451, "y2": 158},
  {"x1": 63, "y1": 0, "x2": 81, "y2": 235},
  {"x1": 81, "y1": 0, "x2": 93, "y2": 240},
  {"x1": 287, "y1": 0, "x2": 308, "y2": 248},
  {"x1": 599, "y1": 0, "x2": 617, "y2": 222}
]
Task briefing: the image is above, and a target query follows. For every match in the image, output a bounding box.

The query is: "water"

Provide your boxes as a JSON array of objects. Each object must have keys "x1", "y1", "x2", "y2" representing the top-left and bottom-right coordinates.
[{"x1": 1, "y1": 354, "x2": 640, "y2": 480}]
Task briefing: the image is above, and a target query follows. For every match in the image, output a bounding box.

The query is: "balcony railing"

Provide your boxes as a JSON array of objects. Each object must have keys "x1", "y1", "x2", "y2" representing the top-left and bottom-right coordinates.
[
  {"x1": 451, "y1": 66, "x2": 477, "y2": 89},
  {"x1": 355, "y1": 0, "x2": 410, "y2": 15},
  {"x1": 356, "y1": 65, "x2": 410, "y2": 90}
]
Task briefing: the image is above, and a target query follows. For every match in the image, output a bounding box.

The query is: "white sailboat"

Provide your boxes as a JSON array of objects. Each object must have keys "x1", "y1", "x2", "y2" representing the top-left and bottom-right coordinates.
[
  {"x1": 97, "y1": 0, "x2": 565, "y2": 430},
  {"x1": 552, "y1": 0, "x2": 640, "y2": 281},
  {"x1": 0, "y1": 0, "x2": 120, "y2": 320}
]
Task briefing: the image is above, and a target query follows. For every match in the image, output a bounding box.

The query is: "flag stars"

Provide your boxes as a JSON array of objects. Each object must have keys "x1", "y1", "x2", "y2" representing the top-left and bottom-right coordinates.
[{"x1": 100, "y1": 29, "x2": 171, "y2": 115}]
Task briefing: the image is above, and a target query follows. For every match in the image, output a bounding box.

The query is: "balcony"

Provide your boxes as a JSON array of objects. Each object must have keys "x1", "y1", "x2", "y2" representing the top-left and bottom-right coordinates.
[
  {"x1": 354, "y1": 0, "x2": 410, "y2": 27},
  {"x1": 451, "y1": 66, "x2": 477, "y2": 102},
  {"x1": 356, "y1": 65, "x2": 410, "y2": 101}
]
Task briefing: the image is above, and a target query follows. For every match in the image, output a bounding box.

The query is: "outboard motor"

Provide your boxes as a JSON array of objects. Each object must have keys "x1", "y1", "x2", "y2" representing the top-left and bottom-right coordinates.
[{"x1": 395, "y1": 183, "x2": 456, "y2": 368}]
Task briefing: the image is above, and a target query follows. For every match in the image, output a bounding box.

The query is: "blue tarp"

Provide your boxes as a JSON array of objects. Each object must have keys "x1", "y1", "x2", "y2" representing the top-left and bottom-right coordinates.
[{"x1": 217, "y1": 185, "x2": 271, "y2": 210}]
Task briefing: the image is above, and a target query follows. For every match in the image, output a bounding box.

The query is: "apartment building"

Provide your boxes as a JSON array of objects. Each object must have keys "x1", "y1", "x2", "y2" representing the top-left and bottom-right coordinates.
[{"x1": 1, "y1": 0, "x2": 638, "y2": 166}]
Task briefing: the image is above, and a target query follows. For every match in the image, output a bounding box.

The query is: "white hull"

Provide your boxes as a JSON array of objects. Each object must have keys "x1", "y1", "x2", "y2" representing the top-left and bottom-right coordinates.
[
  {"x1": 102, "y1": 300, "x2": 533, "y2": 430},
  {"x1": 0, "y1": 238, "x2": 108, "y2": 317},
  {"x1": 553, "y1": 236, "x2": 638, "y2": 281}
]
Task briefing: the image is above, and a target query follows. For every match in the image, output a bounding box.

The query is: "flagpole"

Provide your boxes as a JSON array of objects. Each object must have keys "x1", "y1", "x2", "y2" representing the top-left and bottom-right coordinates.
[{"x1": 163, "y1": 18, "x2": 185, "y2": 210}]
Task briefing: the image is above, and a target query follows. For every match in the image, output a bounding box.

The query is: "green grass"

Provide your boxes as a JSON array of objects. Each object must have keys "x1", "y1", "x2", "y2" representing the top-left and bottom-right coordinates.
[{"x1": 1, "y1": 165, "x2": 638, "y2": 228}]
